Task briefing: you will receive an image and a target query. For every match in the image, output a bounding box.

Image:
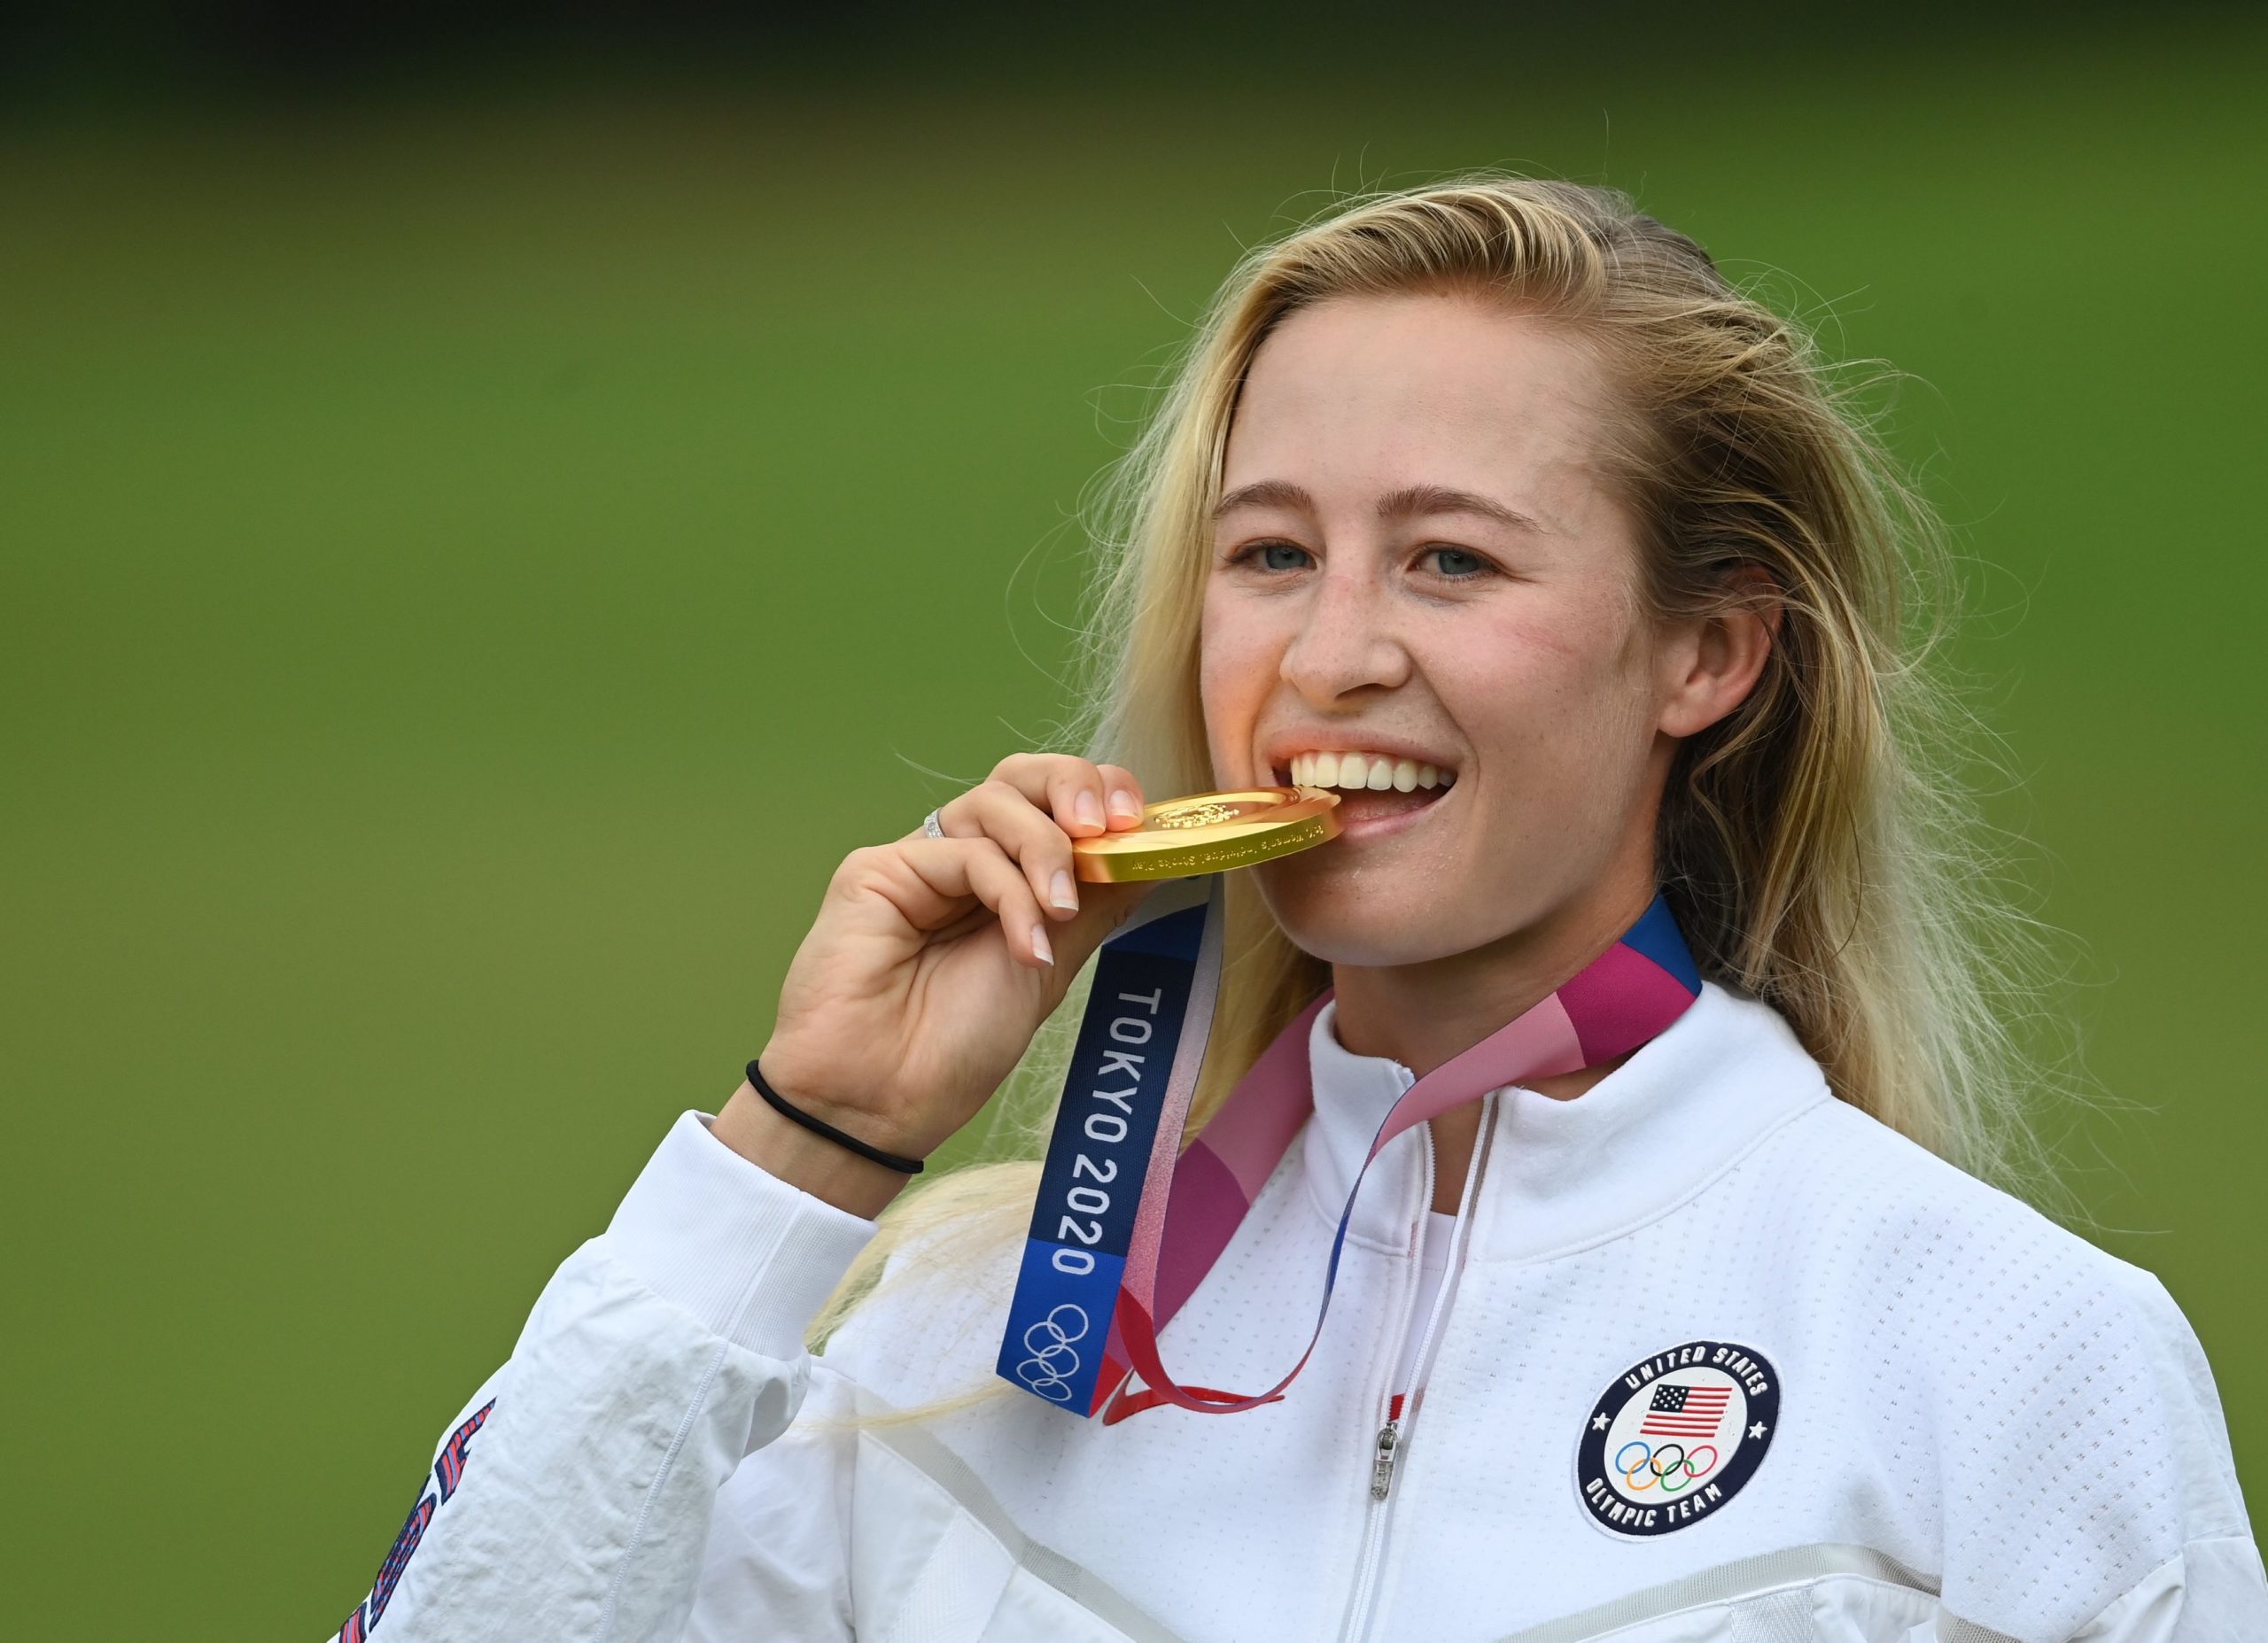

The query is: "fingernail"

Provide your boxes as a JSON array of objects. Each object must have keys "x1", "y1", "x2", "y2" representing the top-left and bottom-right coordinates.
[
  {"x1": 1074, "y1": 791, "x2": 1103, "y2": 831},
  {"x1": 1031, "y1": 925, "x2": 1054, "y2": 965},
  {"x1": 1050, "y1": 870, "x2": 1079, "y2": 911},
  {"x1": 1107, "y1": 789, "x2": 1141, "y2": 821}
]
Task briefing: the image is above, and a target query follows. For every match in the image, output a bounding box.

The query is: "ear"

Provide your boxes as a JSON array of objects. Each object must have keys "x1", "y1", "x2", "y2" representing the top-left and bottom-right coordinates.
[{"x1": 1657, "y1": 565, "x2": 1782, "y2": 740}]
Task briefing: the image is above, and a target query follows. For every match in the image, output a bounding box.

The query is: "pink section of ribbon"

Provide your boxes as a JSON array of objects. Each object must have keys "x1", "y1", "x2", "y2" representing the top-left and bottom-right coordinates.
[
  {"x1": 1556, "y1": 945, "x2": 1693, "y2": 1064},
  {"x1": 1368, "y1": 991, "x2": 1585, "y2": 1154},
  {"x1": 1189, "y1": 989, "x2": 1332, "y2": 1203},
  {"x1": 1152, "y1": 1143, "x2": 1253, "y2": 1326},
  {"x1": 1103, "y1": 898, "x2": 1699, "y2": 1419}
]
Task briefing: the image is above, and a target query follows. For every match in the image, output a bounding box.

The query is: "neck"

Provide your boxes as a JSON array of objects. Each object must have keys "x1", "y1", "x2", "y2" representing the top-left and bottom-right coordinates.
[
  {"x1": 1329, "y1": 869, "x2": 1659, "y2": 1214},
  {"x1": 1327, "y1": 873, "x2": 1659, "y2": 1079}
]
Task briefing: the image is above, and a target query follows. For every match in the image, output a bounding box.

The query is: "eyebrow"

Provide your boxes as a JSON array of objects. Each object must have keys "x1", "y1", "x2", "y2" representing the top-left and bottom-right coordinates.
[{"x1": 1211, "y1": 478, "x2": 1550, "y2": 535}]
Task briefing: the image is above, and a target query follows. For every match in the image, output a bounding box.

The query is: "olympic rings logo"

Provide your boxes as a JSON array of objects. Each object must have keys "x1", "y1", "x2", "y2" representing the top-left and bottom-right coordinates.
[
  {"x1": 1012, "y1": 1304, "x2": 1091, "y2": 1402},
  {"x1": 1613, "y1": 1439, "x2": 1720, "y2": 1494}
]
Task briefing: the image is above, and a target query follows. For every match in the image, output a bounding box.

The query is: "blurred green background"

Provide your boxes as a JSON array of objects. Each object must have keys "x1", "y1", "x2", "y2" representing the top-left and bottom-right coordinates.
[{"x1": 4, "y1": 6, "x2": 2264, "y2": 1635}]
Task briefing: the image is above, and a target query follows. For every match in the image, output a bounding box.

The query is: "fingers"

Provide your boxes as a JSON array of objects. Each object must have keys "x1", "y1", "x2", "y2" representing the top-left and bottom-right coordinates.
[
  {"x1": 1094, "y1": 764, "x2": 1146, "y2": 826},
  {"x1": 856, "y1": 837, "x2": 1058, "y2": 969},
  {"x1": 928, "y1": 756, "x2": 1147, "y2": 909},
  {"x1": 884, "y1": 754, "x2": 1152, "y2": 970},
  {"x1": 983, "y1": 753, "x2": 1146, "y2": 839},
  {"x1": 939, "y1": 779, "x2": 1088, "y2": 925}
]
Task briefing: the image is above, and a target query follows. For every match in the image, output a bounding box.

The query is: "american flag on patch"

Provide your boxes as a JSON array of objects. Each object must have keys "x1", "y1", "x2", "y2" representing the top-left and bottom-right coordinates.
[{"x1": 1639, "y1": 1382, "x2": 1731, "y2": 1438}]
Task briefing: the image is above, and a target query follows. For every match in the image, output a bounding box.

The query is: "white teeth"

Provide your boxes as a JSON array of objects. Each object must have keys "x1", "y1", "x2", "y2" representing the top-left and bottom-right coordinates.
[{"x1": 1282, "y1": 751, "x2": 1456, "y2": 793}]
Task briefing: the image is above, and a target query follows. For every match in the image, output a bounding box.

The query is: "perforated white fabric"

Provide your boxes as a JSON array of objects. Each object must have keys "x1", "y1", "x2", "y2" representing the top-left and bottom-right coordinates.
[
  {"x1": 804, "y1": 982, "x2": 2263, "y2": 1641},
  {"x1": 1391, "y1": 1209, "x2": 1459, "y2": 1397},
  {"x1": 347, "y1": 980, "x2": 2264, "y2": 1643}
]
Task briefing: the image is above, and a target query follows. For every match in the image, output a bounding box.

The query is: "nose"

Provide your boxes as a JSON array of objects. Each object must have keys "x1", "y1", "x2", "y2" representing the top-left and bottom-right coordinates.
[{"x1": 1278, "y1": 565, "x2": 1411, "y2": 706}]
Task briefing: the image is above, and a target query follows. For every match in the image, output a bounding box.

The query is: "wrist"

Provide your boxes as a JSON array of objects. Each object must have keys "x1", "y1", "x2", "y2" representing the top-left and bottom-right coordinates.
[
  {"x1": 746, "y1": 1058, "x2": 927, "y2": 1176},
  {"x1": 712, "y1": 1080, "x2": 913, "y2": 1220}
]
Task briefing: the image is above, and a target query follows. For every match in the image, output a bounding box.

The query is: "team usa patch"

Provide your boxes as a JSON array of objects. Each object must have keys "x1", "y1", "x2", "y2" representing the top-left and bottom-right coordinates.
[{"x1": 1574, "y1": 1340, "x2": 1778, "y2": 1538}]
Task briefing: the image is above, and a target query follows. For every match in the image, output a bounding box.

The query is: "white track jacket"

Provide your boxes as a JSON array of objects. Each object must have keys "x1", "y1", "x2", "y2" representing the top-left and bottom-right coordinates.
[{"x1": 330, "y1": 981, "x2": 2265, "y2": 1641}]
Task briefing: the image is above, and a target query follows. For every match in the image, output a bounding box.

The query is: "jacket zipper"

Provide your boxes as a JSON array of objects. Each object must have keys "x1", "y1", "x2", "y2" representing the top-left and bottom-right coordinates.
[
  {"x1": 1365, "y1": 1100, "x2": 1430, "y2": 1509},
  {"x1": 1368, "y1": 1418, "x2": 1402, "y2": 1500},
  {"x1": 1338, "y1": 1086, "x2": 1495, "y2": 1643}
]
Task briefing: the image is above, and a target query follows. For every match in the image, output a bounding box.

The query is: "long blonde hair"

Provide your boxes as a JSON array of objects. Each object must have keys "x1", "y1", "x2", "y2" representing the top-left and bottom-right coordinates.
[{"x1": 810, "y1": 173, "x2": 2080, "y2": 1391}]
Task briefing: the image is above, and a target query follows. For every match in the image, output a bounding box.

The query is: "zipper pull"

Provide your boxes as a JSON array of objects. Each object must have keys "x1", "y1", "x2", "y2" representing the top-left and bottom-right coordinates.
[{"x1": 1370, "y1": 1419, "x2": 1402, "y2": 1500}]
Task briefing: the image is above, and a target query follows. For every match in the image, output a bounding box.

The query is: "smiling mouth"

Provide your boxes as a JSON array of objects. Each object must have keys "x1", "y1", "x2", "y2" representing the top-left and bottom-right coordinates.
[
  {"x1": 1269, "y1": 754, "x2": 1456, "y2": 831},
  {"x1": 1277, "y1": 751, "x2": 1454, "y2": 794}
]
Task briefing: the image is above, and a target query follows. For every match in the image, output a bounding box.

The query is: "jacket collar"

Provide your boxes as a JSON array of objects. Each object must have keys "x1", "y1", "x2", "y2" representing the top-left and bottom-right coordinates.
[{"x1": 1300, "y1": 980, "x2": 1833, "y2": 1263}]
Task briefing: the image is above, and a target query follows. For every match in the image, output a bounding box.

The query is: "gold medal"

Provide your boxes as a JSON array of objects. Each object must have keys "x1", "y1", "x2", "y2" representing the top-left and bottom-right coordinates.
[{"x1": 1068, "y1": 786, "x2": 1343, "y2": 883}]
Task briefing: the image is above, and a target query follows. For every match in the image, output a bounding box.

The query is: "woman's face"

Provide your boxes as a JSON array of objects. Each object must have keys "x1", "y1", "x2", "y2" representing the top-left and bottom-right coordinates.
[{"x1": 1200, "y1": 291, "x2": 1689, "y2": 967}]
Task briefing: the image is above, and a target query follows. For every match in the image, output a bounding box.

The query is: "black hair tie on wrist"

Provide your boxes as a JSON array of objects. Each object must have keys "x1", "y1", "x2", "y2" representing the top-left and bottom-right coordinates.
[{"x1": 745, "y1": 1059, "x2": 925, "y2": 1174}]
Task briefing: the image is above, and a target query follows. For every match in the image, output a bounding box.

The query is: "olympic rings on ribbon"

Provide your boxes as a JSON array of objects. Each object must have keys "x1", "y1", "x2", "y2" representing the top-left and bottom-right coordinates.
[
  {"x1": 1613, "y1": 1438, "x2": 1720, "y2": 1493},
  {"x1": 1013, "y1": 1304, "x2": 1091, "y2": 1403}
]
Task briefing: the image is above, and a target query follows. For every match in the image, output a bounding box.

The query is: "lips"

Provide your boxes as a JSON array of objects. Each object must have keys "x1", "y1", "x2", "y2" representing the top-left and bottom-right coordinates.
[
  {"x1": 1328, "y1": 779, "x2": 1449, "y2": 823},
  {"x1": 1290, "y1": 771, "x2": 1456, "y2": 851},
  {"x1": 1258, "y1": 739, "x2": 1461, "y2": 843}
]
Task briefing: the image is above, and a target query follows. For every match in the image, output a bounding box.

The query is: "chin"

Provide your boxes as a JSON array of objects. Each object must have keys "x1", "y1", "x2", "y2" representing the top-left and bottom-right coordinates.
[{"x1": 1253, "y1": 872, "x2": 1466, "y2": 968}]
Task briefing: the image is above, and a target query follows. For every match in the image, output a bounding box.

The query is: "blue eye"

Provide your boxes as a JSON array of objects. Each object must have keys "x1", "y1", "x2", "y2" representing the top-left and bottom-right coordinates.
[
  {"x1": 1230, "y1": 540, "x2": 1313, "y2": 571},
  {"x1": 1425, "y1": 546, "x2": 1490, "y2": 578}
]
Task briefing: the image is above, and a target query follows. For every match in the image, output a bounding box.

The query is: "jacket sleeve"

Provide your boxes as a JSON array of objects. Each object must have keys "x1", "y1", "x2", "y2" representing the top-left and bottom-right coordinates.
[
  {"x1": 680, "y1": 1358, "x2": 866, "y2": 1640},
  {"x1": 2063, "y1": 1268, "x2": 2267, "y2": 1641},
  {"x1": 323, "y1": 1110, "x2": 879, "y2": 1642},
  {"x1": 1931, "y1": 1252, "x2": 2267, "y2": 1643}
]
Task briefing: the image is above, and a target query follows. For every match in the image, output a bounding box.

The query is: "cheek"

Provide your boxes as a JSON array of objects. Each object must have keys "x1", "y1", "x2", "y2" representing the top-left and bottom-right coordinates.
[
  {"x1": 1445, "y1": 595, "x2": 1656, "y2": 765},
  {"x1": 1198, "y1": 593, "x2": 1278, "y2": 739}
]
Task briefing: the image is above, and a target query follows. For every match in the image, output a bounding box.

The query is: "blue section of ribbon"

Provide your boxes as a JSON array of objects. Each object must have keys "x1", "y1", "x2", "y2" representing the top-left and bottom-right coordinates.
[
  {"x1": 997, "y1": 1241, "x2": 1127, "y2": 1410},
  {"x1": 1622, "y1": 893, "x2": 1702, "y2": 992},
  {"x1": 1099, "y1": 898, "x2": 1208, "y2": 963},
  {"x1": 1030, "y1": 945, "x2": 1191, "y2": 1259},
  {"x1": 998, "y1": 882, "x2": 1213, "y2": 1414}
]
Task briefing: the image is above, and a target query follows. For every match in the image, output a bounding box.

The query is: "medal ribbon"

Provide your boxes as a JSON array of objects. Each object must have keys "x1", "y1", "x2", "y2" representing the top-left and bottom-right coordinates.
[{"x1": 996, "y1": 878, "x2": 1701, "y2": 1418}]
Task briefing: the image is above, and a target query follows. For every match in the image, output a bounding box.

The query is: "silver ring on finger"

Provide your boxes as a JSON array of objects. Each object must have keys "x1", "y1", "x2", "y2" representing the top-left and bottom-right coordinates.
[{"x1": 921, "y1": 809, "x2": 946, "y2": 840}]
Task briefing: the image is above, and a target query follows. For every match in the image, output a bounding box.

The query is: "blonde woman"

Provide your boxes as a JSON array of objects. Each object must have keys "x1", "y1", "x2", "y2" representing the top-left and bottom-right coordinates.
[{"x1": 328, "y1": 178, "x2": 2262, "y2": 1642}]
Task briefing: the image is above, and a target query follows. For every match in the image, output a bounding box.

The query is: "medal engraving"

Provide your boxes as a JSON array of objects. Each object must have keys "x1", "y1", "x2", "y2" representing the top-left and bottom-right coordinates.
[
  {"x1": 1068, "y1": 786, "x2": 1343, "y2": 882},
  {"x1": 1153, "y1": 800, "x2": 1238, "y2": 828}
]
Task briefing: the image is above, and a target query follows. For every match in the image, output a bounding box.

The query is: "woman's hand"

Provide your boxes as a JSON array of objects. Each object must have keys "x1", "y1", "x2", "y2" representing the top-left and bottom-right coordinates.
[{"x1": 715, "y1": 754, "x2": 1155, "y2": 1214}]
